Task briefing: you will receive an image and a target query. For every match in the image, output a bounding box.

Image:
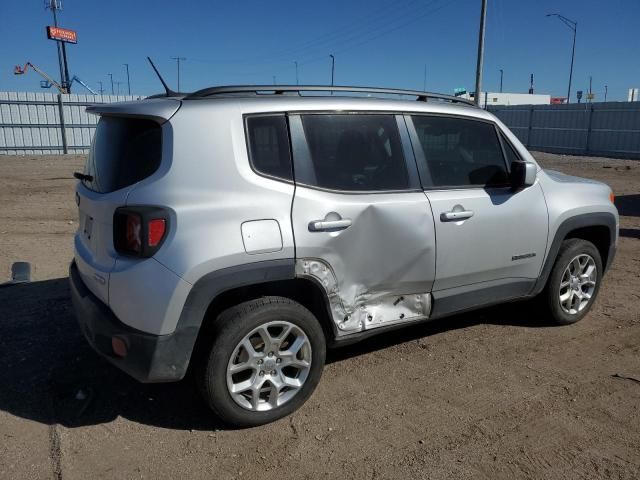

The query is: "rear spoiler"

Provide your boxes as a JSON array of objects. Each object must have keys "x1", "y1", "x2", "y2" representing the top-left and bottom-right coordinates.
[{"x1": 86, "y1": 98, "x2": 181, "y2": 124}]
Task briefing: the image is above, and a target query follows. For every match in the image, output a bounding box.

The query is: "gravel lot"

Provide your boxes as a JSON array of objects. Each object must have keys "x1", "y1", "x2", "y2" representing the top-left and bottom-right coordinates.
[{"x1": 0, "y1": 152, "x2": 639, "y2": 480}]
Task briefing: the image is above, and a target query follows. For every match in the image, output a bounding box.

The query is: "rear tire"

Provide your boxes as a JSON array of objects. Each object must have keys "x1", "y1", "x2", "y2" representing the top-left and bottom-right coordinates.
[
  {"x1": 197, "y1": 296, "x2": 326, "y2": 428},
  {"x1": 541, "y1": 238, "x2": 602, "y2": 325}
]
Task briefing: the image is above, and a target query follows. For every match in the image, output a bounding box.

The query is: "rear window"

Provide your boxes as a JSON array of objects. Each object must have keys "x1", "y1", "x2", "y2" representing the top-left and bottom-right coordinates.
[{"x1": 82, "y1": 117, "x2": 162, "y2": 193}]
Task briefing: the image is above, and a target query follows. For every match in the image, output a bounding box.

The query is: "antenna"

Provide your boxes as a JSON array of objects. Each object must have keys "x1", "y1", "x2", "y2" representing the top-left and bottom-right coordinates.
[{"x1": 147, "y1": 57, "x2": 178, "y2": 96}]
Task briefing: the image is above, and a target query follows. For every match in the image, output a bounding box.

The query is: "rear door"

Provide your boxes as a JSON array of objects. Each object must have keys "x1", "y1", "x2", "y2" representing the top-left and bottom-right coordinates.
[
  {"x1": 74, "y1": 116, "x2": 163, "y2": 304},
  {"x1": 406, "y1": 114, "x2": 548, "y2": 316},
  {"x1": 289, "y1": 113, "x2": 436, "y2": 335}
]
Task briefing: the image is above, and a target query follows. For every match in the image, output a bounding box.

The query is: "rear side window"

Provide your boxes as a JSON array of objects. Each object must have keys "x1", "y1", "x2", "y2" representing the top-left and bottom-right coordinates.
[
  {"x1": 299, "y1": 114, "x2": 409, "y2": 191},
  {"x1": 83, "y1": 117, "x2": 161, "y2": 193},
  {"x1": 246, "y1": 115, "x2": 293, "y2": 181},
  {"x1": 412, "y1": 115, "x2": 509, "y2": 188}
]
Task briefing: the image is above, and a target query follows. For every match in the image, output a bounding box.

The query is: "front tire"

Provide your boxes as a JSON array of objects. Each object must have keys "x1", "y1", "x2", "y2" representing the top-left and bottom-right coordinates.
[
  {"x1": 198, "y1": 296, "x2": 326, "y2": 428},
  {"x1": 542, "y1": 238, "x2": 602, "y2": 325}
]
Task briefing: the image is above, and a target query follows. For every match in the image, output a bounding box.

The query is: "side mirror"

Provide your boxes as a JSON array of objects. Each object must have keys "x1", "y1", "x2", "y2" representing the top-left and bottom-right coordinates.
[{"x1": 510, "y1": 161, "x2": 536, "y2": 190}]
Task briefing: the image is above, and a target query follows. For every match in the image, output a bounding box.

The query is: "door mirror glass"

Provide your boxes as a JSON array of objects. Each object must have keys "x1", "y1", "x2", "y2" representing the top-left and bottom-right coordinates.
[{"x1": 510, "y1": 161, "x2": 536, "y2": 190}]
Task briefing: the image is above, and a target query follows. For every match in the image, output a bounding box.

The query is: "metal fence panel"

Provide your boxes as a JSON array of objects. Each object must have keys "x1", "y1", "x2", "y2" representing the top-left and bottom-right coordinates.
[
  {"x1": 0, "y1": 92, "x2": 143, "y2": 155},
  {"x1": 489, "y1": 101, "x2": 640, "y2": 159}
]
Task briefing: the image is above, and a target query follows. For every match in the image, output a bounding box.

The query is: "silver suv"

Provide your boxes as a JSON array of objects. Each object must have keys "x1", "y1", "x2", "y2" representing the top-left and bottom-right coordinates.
[{"x1": 70, "y1": 86, "x2": 618, "y2": 427}]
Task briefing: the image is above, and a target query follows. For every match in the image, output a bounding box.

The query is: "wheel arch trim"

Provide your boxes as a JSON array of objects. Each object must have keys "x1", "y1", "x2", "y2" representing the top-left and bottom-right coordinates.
[{"x1": 531, "y1": 212, "x2": 617, "y2": 296}]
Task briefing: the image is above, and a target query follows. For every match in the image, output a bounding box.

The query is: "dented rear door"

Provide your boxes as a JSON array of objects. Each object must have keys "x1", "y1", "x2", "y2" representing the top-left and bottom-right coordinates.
[{"x1": 289, "y1": 113, "x2": 436, "y2": 337}]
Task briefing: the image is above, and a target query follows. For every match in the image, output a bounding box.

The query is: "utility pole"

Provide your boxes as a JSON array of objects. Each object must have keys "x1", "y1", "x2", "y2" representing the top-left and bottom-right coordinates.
[
  {"x1": 171, "y1": 57, "x2": 186, "y2": 92},
  {"x1": 423, "y1": 64, "x2": 427, "y2": 91},
  {"x1": 546, "y1": 13, "x2": 577, "y2": 104},
  {"x1": 474, "y1": 0, "x2": 488, "y2": 106},
  {"x1": 529, "y1": 73, "x2": 534, "y2": 94},
  {"x1": 46, "y1": 0, "x2": 69, "y2": 93},
  {"x1": 499, "y1": 69, "x2": 503, "y2": 93},
  {"x1": 294, "y1": 61, "x2": 299, "y2": 85},
  {"x1": 97, "y1": 81, "x2": 104, "y2": 95},
  {"x1": 123, "y1": 63, "x2": 131, "y2": 95},
  {"x1": 108, "y1": 73, "x2": 114, "y2": 95},
  {"x1": 604, "y1": 85, "x2": 608, "y2": 102},
  {"x1": 329, "y1": 54, "x2": 335, "y2": 87}
]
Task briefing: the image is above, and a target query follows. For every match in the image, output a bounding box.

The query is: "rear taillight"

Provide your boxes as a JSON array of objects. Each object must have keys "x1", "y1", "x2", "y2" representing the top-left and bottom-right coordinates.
[
  {"x1": 148, "y1": 219, "x2": 166, "y2": 247},
  {"x1": 126, "y1": 214, "x2": 142, "y2": 253},
  {"x1": 114, "y1": 207, "x2": 169, "y2": 257}
]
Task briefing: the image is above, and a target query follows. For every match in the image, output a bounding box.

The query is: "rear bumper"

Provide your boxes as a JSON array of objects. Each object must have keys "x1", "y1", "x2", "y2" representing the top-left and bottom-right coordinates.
[{"x1": 69, "y1": 261, "x2": 195, "y2": 383}]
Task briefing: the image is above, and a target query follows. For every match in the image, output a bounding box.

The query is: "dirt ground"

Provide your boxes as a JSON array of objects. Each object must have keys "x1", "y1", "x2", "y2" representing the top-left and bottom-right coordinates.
[{"x1": 0, "y1": 152, "x2": 638, "y2": 480}]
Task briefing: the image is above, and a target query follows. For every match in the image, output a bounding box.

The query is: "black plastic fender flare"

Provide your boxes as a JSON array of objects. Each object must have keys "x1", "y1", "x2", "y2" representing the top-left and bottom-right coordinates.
[{"x1": 530, "y1": 212, "x2": 617, "y2": 297}]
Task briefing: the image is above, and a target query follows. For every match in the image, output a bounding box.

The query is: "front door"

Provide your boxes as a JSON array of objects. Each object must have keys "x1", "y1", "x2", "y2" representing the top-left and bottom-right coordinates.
[
  {"x1": 406, "y1": 114, "x2": 548, "y2": 316},
  {"x1": 289, "y1": 113, "x2": 436, "y2": 336}
]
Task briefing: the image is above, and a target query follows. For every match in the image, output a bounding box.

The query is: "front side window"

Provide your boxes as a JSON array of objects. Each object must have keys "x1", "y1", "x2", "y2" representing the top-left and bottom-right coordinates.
[
  {"x1": 246, "y1": 115, "x2": 292, "y2": 181},
  {"x1": 412, "y1": 115, "x2": 509, "y2": 188},
  {"x1": 501, "y1": 134, "x2": 521, "y2": 164},
  {"x1": 299, "y1": 114, "x2": 409, "y2": 191}
]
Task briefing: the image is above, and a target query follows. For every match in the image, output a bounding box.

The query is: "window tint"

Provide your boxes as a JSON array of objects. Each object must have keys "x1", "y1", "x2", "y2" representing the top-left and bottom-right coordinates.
[
  {"x1": 300, "y1": 114, "x2": 409, "y2": 191},
  {"x1": 412, "y1": 116, "x2": 509, "y2": 188},
  {"x1": 83, "y1": 117, "x2": 161, "y2": 193},
  {"x1": 501, "y1": 134, "x2": 521, "y2": 164},
  {"x1": 246, "y1": 115, "x2": 292, "y2": 181}
]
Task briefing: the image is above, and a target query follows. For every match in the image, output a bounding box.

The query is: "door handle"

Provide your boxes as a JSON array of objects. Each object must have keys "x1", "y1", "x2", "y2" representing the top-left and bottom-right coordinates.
[
  {"x1": 308, "y1": 218, "x2": 352, "y2": 232},
  {"x1": 440, "y1": 210, "x2": 474, "y2": 222}
]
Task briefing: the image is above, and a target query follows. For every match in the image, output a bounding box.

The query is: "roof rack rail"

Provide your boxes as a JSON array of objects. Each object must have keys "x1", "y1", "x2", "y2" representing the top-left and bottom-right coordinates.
[{"x1": 183, "y1": 85, "x2": 475, "y2": 106}]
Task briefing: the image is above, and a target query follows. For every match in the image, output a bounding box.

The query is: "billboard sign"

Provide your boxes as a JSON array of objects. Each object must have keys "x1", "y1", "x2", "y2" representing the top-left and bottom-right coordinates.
[{"x1": 46, "y1": 26, "x2": 77, "y2": 44}]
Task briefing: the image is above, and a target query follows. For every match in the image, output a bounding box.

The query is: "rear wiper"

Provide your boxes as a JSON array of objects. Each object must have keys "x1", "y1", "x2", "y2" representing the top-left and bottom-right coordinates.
[{"x1": 73, "y1": 172, "x2": 93, "y2": 182}]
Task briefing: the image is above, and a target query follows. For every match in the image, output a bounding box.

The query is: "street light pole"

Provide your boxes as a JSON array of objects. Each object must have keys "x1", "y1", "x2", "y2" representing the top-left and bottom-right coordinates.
[
  {"x1": 604, "y1": 85, "x2": 608, "y2": 102},
  {"x1": 329, "y1": 54, "x2": 335, "y2": 86},
  {"x1": 294, "y1": 61, "x2": 299, "y2": 85},
  {"x1": 423, "y1": 64, "x2": 427, "y2": 91},
  {"x1": 474, "y1": 0, "x2": 488, "y2": 106},
  {"x1": 546, "y1": 13, "x2": 577, "y2": 104},
  {"x1": 108, "y1": 73, "x2": 114, "y2": 95},
  {"x1": 499, "y1": 69, "x2": 503, "y2": 93},
  {"x1": 123, "y1": 63, "x2": 131, "y2": 95}
]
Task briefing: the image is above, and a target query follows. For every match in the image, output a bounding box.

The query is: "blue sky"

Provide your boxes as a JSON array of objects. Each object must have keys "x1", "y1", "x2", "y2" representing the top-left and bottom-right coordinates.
[{"x1": 1, "y1": 0, "x2": 638, "y2": 101}]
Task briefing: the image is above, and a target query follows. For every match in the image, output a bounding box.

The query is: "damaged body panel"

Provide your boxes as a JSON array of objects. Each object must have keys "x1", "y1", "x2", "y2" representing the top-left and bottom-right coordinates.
[
  {"x1": 291, "y1": 188, "x2": 437, "y2": 336},
  {"x1": 296, "y1": 258, "x2": 432, "y2": 335}
]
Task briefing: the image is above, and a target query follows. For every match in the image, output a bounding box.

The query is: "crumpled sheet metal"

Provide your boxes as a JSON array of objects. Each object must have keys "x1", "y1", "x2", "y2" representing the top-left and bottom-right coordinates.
[{"x1": 296, "y1": 258, "x2": 431, "y2": 336}]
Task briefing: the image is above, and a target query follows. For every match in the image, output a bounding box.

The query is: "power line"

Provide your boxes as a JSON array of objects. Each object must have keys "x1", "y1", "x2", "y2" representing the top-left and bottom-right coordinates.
[
  {"x1": 209, "y1": 0, "x2": 452, "y2": 80},
  {"x1": 189, "y1": 0, "x2": 443, "y2": 71}
]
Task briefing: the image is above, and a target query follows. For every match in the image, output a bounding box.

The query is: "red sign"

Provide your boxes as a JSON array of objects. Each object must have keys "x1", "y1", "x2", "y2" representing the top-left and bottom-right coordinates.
[{"x1": 46, "y1": 26, "x2": 77, "y2": 44}]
